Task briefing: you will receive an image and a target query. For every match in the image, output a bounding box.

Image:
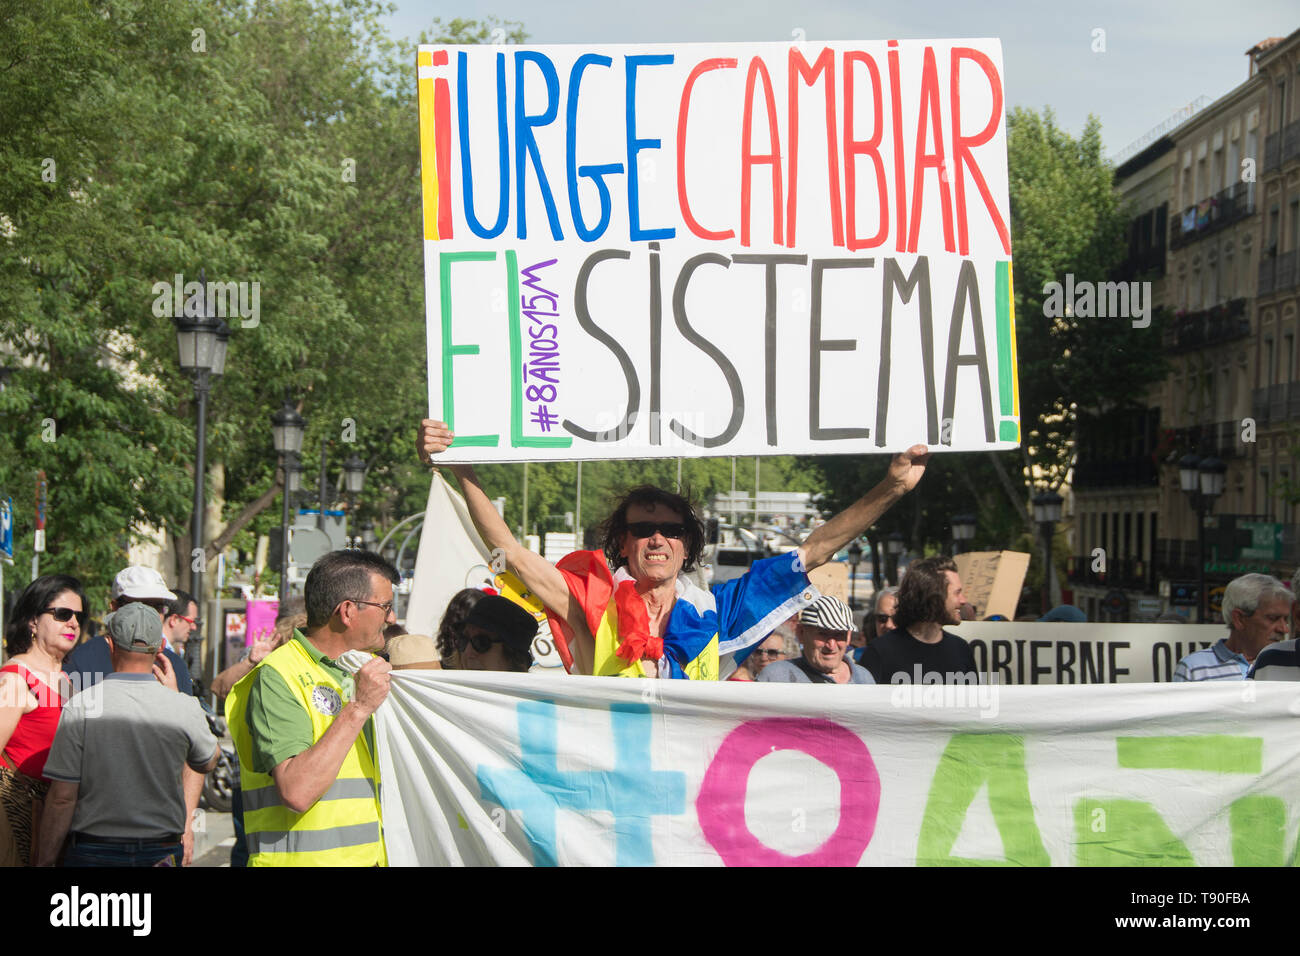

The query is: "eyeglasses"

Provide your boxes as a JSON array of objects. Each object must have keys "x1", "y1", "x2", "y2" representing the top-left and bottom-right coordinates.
[
  {"x1": 874, "y1": 614, "x2": 895, "y2": 625},
  {"x1": 171, "y1": 614, "x2": 196, "y2": 626},
  {"x1": 350, "y1": 599, "x2": 394, "y2": 616},
  {"x1": 752, "y1": 649, "x2": 783, "y2": 659},
  {"x1": 43, "y1": 607, "x2": 88, "y2": 627},
  {"x1": 626, "y1": 521, "x2": 687, "y2": 540},
  {"x1": 454, "y1": 628, "x2": 500, "y2": 654}
]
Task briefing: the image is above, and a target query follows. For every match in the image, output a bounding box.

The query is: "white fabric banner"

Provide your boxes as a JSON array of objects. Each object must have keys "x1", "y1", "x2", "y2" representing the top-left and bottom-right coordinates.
[
  {"x1": 403, "y1": 471, "x2": 494, "y2": 638},
  {"x1": 375, "y1": 671, "x2": 1300, "y2": 866}
]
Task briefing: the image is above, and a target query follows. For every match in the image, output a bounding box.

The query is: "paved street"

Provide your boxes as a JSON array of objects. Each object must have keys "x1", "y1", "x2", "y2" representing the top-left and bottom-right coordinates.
[{"x1": 191, "y1": 810, "x2": 235, "y2": 868}]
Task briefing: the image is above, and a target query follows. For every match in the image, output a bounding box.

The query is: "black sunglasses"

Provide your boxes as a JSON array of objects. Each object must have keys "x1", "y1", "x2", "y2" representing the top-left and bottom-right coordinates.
[
  {"x1": 454, "y1": 628, "x2": 500, "y2": 654},
  {"x1": 626, "y1": 521, "x2": 687, "y2": 540},
  {"x1": 43, "y1": 606, "x2": 88, "y2": 627}
]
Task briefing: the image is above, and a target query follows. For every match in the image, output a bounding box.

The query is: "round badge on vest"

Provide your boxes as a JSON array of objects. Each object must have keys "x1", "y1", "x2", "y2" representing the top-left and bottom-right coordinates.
[{"x1": 311, "y1": 684, "x2": 342, "y2": 716}]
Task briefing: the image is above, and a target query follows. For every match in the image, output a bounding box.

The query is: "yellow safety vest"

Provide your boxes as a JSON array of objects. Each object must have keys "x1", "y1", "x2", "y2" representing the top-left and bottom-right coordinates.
[{"x1": 226, "y1": 638, "x2": 386, "y2": 866}]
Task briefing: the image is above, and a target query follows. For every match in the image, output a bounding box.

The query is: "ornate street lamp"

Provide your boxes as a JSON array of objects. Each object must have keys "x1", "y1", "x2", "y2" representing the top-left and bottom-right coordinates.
[
  {"x1": 1032, "y1": 491, "x2": 1064, "y2": 614},
  {"x1": 342, "y1": 454, "x2": 366, "y2": 545},
  {"x1": 886, "y1": 531, "x2": 905, "y2": 586},
  {"x1": 271, "y1": 399, "x2": 306, "y2": 594},
  {"x1": 952, "y1": 513, "x2": 977, "y2": 554},
  {"x1": 174, "y1": 277, "x2": 231, "y2": 605}
]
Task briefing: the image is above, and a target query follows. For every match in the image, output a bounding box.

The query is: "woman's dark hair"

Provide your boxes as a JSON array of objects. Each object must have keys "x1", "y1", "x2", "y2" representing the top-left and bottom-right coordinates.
[
  {"x1": 598, "y1": 485, "x2": 705, "y2": 572},
  {"x1": 6, "y1": 574, "x2": 89, "y2": 657},
  {"x1": 502, "y1": 642, "x2": 533, "y2": 673},
  {"x1": 436, "y1": 588, "x2": 488, "y2": 662},
  {"x1": 893, "y1": 556, "x2": 958, "y2": 633}
]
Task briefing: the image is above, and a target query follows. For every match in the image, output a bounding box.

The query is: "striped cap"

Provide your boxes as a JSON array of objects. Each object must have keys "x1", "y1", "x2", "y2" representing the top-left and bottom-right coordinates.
[{"x1": 798, "y1": 595, "x2": 858, "y2": 633}]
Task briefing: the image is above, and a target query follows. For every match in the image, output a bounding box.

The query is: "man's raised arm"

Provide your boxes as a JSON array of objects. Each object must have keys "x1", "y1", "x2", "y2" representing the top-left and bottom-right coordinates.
[
  {"x1": 796, "y1": 444, "x2": 930, "y2": 572},
  {"x1": 418, "y1": 419, "x2": 594, "y2": 673}
]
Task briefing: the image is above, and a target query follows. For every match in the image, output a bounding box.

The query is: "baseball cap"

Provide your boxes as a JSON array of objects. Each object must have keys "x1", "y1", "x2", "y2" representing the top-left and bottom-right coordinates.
[
  {"x1": 386, "y1": 633, "x2": 441, "y2": 670},
  {"x1": 110, "y1": 566, "x2": 177, "y2": 603},
  {"x1": 108, "y1": 601, "x2": 164, "y2": 654},
  {"x1": 798, "y1": 595, "x2": 858, "y2": 633}
]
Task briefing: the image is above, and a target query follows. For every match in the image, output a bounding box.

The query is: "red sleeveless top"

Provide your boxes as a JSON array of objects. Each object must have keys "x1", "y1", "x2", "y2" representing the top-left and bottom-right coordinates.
[{"x1": 1, "y1": 663, "x2": 67, "y2": 780}]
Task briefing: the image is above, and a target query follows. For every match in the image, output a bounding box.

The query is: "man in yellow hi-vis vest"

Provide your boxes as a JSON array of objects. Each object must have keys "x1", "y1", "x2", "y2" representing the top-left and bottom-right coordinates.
[{"x1": 227, "y1": 550, "x2": 397, "y2": 866}]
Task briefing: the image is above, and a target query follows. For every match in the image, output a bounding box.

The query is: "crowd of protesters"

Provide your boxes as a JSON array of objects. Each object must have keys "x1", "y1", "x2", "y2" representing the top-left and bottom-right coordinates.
[{"x1": 3, "y1": 419, "x2": 1297, "y2": 869}]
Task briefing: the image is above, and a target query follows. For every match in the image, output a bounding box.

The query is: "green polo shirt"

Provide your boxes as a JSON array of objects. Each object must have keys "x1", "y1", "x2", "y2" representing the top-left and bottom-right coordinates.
[{"x1": 244, "y1": 631, "x2": 373, "y2": 774}]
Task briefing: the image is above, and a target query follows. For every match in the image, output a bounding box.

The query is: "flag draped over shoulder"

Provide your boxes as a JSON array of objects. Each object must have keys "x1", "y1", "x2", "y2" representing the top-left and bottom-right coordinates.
[{"x1": 545, "y1": 550, "x2": 818, "y2": 680}]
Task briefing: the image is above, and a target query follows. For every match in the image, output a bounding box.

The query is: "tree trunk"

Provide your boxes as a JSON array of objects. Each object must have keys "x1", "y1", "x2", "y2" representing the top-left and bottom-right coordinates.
[{"x1": 204, "y1": 477, "x2": 283, "y2": 562}]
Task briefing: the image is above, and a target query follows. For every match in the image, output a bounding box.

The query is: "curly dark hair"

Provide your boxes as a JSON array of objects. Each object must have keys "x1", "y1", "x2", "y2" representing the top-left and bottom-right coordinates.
[
  {"x1": 502, "y1": 642, "x2": 534, "y2": 673},
  {"x1": 598, "y1": 485, "x2": 705, "y2": 572},
  {"x1": 893, "y1": 555, "x2": 959, "y2": 633},
  {"x1": 436, "y1": 588, "x2": 488, "y2": 662},
  {"x1": 6, "y1": 574, "x2": 89, "y2": 657}
]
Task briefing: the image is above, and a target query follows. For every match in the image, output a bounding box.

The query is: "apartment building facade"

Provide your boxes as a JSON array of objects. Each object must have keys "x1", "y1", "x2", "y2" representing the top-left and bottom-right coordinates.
[{"x1": 1070, "y1": 34, "x2": 1300, "y2": 621}]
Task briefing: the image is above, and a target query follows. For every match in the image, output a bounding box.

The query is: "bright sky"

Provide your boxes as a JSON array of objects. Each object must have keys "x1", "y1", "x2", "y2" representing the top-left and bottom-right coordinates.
[{"x1": 383, "y1": 0, "x2": 1297, "y2": 158}]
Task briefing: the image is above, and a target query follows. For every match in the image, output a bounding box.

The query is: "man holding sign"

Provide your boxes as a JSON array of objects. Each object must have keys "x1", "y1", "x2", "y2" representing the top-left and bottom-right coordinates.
[{"x1": 419, "y1": 419, "x2": 927, "y2": 679}]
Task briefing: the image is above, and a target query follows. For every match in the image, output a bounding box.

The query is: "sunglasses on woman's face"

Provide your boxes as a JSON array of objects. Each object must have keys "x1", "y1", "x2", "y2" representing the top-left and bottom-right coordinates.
[
  {"x1": 454, "y1": 627, "x2": 500, "y2": 655},
  {"x1": 43, "y1": 606, "x2": 87, "y2": 627}
]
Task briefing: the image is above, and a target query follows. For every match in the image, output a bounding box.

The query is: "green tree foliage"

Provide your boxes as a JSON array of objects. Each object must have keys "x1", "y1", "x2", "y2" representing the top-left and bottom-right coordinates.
[
  {"x1": 1007, "y1": 107, "x2": 1167, "y2": 499},
  {"x1": 0, "y1": 0, "x2": 526, "y2": 605},
  {"x1": 467, "y1": 455, "x2": 826, "y2": 547}
]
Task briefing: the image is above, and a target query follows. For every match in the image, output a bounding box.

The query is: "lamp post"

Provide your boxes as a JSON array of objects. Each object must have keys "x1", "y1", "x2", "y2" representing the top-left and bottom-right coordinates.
[
  {"x1": 360, "y1": 520, "x2": 377, "y2": 552},
  {"x1": 1179, "y1": 454, "x2": 1226, "y2": 622},
  {"x1": 174, "y1": 284, "x2": 231, "y2": 602},
  {"x1": 952, "y1": 513, "x2": 977, "y2": 554},
  {"x1": 847, "y1": 540, "x2": 863, "y2": 609},
  {"x1": 342, "y1": 453, "x2": 366, "y2": 543},
  {"x1": 886, "y1": 531, "x2": 905, "y2": 586},
  {"x1": 1032, "y1": 491, "x2": 1064, "y2": 615},
  {"x1": 271, "y1": 399, "x2": 306, "y2": 595}
]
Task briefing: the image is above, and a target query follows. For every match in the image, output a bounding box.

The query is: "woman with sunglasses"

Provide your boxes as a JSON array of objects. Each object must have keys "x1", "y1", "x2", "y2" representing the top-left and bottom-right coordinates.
[{"x1": 0, "y1": 574, "x2": 87, "y2": 866}]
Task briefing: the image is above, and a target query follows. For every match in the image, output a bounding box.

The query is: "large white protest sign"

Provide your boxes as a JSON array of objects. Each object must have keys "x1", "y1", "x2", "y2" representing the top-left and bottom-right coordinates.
[
  {"x1": 951, "y1": 622, "x2": 1229, "y2": 684},
  {"x1": 376, "y1": 671, "x2": 1300, "y2": 866},
  {"x1": 416, "y1": 40, "x2": 1018, "y2": 461}
]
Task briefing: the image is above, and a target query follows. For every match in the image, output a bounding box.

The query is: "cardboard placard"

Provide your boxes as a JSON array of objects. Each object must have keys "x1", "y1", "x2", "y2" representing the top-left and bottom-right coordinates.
[{"x1": 953, "y1": 549, "x2": 1029, "y2": 619}]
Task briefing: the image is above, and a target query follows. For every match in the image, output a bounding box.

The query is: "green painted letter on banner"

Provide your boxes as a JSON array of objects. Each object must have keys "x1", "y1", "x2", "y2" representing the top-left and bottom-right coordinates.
[
  {"x1": 916, "y1": 733, "x2": 1048, "y2": 866},
  {"x1": 1074, "y1": 798, "x2": 1195, "y2": 866}
]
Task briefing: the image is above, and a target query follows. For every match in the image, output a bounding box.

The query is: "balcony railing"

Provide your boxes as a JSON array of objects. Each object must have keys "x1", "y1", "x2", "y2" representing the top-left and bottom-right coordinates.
[
  {"x1": 1115, "y1": 244, "x2": 1166, "y2": 281},
  {"x1": 1169, "y1": 420, "x2": 1250, "y2": 459},
  {"x1": 1250, "y1": 382, "x2": 1300, "y2": 425},
  {"x1": 1263, "y1": 119, "x2": 1300, "y2": 175},
  {"x1": 1162, "y1": 298, "x2": 1249, "y2": 353},
  {"x1": 1169, "y1": 182, "x2": 1254, "y2": 250},
  {"x1": 1258, "y1": 249, "x2": 1299, "y2": 297}
]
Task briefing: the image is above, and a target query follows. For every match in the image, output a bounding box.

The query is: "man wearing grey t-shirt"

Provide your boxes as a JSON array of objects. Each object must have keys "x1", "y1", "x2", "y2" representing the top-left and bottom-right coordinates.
[
  {"x1": 758, "y1": 596, "x2": 875, "y2": 685},
  {"x1": 36, "y1": 602, "x2": 219, "y2": 867}
]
